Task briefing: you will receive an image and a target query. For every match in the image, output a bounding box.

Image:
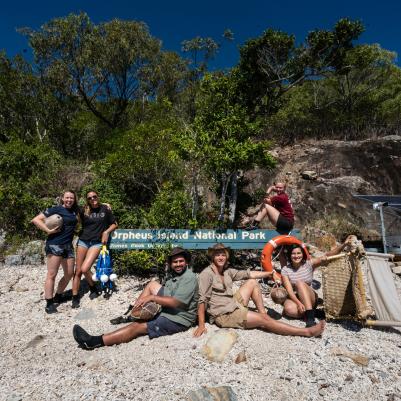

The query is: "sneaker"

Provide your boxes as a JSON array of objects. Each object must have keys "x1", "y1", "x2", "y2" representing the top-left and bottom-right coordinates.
[
  {"x1": 89, "y1": 288, "x2": 101, "y2": 300},
  {"x1": 53, "y1": 293, "x2": 63, "y2": 305},
  {"x1": 243, "y1": 221, "x2": 260, "y2": 231},
  {"x1": 54, "y1": 292, "x2": 72, "y2": 304},
  {"x1": 73, "y1": 325, "x2": 100, "y2": 350},
  {"x1": 45, "y1": 303, "x2": 58, "y2": 314},
  {"x1": 238, "y1": 213, "x2": 252, "y2": 228},
  {"x1": 71, "y1": 297, "x2": 80, "y2": 309}
]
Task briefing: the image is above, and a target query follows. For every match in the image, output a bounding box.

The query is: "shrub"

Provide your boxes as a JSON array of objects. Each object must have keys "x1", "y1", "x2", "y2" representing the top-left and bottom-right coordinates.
[
  {"x1": 0, "y1": 139, "x2": 62, "y2": 236},
  {"x1": 146, "y1": 182, "x2": 193, "y2": 228},
  {"x1": 313, "y1": 214, "x2": 364, "y2": 241},
  {"x1": 113, "y1": 247, "x2": 170, "y2": 276}
]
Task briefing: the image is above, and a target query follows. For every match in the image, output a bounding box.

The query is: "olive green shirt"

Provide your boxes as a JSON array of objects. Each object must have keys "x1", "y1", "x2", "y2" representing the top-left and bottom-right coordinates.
[
  {"x1": 160, "y1": 267, "x2": 199, "y2": 327},
  {"x1": 198, "y1": 265, "x2": 251, "y2": 318}
]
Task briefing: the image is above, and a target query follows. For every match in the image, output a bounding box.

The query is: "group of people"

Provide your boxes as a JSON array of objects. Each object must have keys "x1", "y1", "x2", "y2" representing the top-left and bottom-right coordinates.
[
  {"x1": 32, "y1": 190, "x2": 117, "y2": 313},
  {"x1": 72, "y1": 244, "x2": 326, "y2": 350},
  {"x1": 32, "y1": 183, "x2": 350, "y2": 350}
]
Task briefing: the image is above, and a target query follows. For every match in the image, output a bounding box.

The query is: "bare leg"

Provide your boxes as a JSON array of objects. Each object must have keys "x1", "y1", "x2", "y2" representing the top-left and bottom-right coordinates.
[
  {"x1": 103, "y1": 322, "x2": 148, "y2": 345},
  {"x1": 73, "y1": 246, "x2": 88, "y2": 296},
  {"x1": 295, "y1": 282, "x2": 317, "y2": 310},
  {"x1": 283, "y1": 299, "x2": 302, "y2": 318},
  {"x1": 238, "y1": 279, "x2": 266, "y2": 314},
  {"x1": 135, "y1": 281, "x2": 162, "y2": 304},
  {"x1": 73, "y1": 246, "x2": 101, "y2": 295},
  {"x1": 45, "y1": 255, "x2": 62, "y2": 299},
  {"x1": 255, "y1": 204, "x2": 280, "y2": 226},
  {"x1": 56, "y1": 257, "x2": 75, "y2": 294},
  {"x1": 245, "y1": 310, "x2": 325, "y2": 337}
]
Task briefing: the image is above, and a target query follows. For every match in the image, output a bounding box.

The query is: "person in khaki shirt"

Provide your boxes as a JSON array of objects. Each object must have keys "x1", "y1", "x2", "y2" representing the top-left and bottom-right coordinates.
[{"x1": 193, "y1": 243, "x2": 325, "y2": 338}]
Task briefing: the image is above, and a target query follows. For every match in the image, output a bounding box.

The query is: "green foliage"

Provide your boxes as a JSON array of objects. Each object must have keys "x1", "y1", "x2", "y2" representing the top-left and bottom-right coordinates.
[
  {"x1": 113, "y1": 247, "x2": 169, "y2": 275},
  {"x1": 267, "y1": 44, "x2": 399, "y2": 140},
  {"x1": 313, "y1": 214, "x2": 364, "y2": 241},
  {"x1": 179, "y1": 72, "x2": 276, "y2": 179},
  {"x1": 0, "y1": 52, "x2": 76, "y2": 148},
  {"x1": 22, "y1": 13, "x2": 186, "y2": 129},
  {"x1": 97, "y1": 101, "x2": 184, "y2": 206},
  {"x1": 237, "y1": 18, "x2": 365, "y2": 115},
  {"x1": 146, "y1": 183, "x2": 193, "y2": 228},
  {"x1": 1, "y1": 15, "x2": 401, "y2": 244},
  {"x1": 0, "y1": 139, "x2": 62, "y2": 234}
]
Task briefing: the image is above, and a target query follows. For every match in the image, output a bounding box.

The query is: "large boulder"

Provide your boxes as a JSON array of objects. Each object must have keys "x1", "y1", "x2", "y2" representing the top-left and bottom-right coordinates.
[
  {"x1": 187, "y1": 386, "x2": 238, "y2": 401},
  {"x1": 202, "y1": 330, "x2": 238, "y2": 362},
  {"x1": 5, "y1": 255, "x2": 24, "y2": 266},
  {"x1": 4, "y1": 240, "x2": 45, "y2": 266}
]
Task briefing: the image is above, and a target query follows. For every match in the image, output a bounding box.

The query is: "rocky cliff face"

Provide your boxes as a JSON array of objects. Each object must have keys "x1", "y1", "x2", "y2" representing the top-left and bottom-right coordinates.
[{"x1": 244, "y1": 136, "x2": 401, "y2": 241}]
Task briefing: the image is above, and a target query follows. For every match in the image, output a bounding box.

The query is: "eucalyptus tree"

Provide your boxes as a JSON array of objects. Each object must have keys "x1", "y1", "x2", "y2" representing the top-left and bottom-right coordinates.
[
  {"x1": 178, "y1": 73, "x2": 275, "y2": 226},
  {"x1": 21, "y1": 13, "x2": 185, "y2": 129},
  {"x1": 237, "y1": 18, "x2": 365, "y2": 116}
]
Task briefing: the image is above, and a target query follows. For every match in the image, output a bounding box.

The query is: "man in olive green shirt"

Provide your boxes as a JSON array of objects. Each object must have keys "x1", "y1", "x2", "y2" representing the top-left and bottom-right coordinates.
[{"x1": 73, "y1": 247, "x2": 198, "y2": 350}]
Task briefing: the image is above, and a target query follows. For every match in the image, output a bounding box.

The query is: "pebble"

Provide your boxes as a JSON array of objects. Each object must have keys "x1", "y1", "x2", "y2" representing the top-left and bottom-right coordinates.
[{"x1": 1, "y1": 264, "x2": 401, "y2": 401}]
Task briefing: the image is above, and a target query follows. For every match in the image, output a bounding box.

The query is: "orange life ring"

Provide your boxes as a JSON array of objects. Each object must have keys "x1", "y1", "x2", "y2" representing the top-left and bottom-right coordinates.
[{"x1": 261, "y1": 235, "x2": 310, "y2": 282}]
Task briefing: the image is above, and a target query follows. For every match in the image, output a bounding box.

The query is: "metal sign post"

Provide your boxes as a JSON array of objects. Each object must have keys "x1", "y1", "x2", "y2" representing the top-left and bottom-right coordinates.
[{"x1": 373, "y1": 202, "x2": 388, "y2": 253}]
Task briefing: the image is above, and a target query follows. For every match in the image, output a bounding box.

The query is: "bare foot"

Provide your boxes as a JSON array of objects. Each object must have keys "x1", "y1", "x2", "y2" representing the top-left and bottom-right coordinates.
[{"x1": 307, "y1": 320, "x2": 326, "y2": 337}]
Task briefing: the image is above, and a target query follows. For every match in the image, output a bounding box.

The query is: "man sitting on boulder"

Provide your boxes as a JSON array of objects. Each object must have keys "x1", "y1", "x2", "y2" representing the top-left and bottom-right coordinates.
[{"x1": 73, "y1": 247, "x2": 198, "y2": 350}]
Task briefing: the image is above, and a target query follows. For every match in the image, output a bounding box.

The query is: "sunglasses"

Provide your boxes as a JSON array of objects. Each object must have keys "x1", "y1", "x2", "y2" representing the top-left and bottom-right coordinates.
[{"x1": 87, "y1": 195, "x2": 98, "y2": 201}]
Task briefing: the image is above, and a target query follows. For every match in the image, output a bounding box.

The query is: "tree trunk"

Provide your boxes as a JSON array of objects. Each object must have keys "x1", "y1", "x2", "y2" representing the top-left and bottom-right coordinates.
[
  {"x1": 191, "y1": 171, "x2": 199, "y2": 220},
  {"x1": 218, "y1": 172, "x2": 231, "y2": 222},
  {"x1": 228, "y1": 172, "x2": 238, "y2": 226}
]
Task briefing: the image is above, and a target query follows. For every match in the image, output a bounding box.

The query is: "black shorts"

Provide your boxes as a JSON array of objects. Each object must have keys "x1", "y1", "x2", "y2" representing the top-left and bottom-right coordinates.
[{"x1": 276, "y1": 215, "x2": 294, "y2": 235}]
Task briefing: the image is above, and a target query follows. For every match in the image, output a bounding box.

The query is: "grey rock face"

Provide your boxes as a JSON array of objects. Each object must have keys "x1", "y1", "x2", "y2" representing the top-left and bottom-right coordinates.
[
  {"x1": 5, "y1": 255, "x2": 24, "y2": 266},
  {"x1": 301, "y1": 170, "x2": 318, "y2": 180},
  {"x1": 24, "y1": 254, "x2": 43, "y2": 265},
  {"x1": 19, "y1": 240, "x2": 44, "y2": 256},
  {"x1": 0, "y1": 230, "x2": 6, "y2": 249}
]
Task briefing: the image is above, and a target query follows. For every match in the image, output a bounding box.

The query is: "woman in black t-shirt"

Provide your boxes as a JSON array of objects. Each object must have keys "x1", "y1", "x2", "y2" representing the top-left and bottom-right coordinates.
[
  {"x1": 31, "y1": 190, "x2": 80, "y2": 314},
  {"x1": 71, "y1": 190, "x2": 117, "y2": 308}
]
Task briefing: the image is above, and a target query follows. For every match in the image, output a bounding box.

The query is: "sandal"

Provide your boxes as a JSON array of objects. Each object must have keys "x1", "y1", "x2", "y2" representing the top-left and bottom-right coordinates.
[{"x1": 109, "y1": 315, "x2": 137, "y2": 325}]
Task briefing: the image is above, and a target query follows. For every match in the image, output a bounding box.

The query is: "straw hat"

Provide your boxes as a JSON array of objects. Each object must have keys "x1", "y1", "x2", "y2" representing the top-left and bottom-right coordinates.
[{"x1": 207, "y1": 243, "x2": 231, "y2": 260}]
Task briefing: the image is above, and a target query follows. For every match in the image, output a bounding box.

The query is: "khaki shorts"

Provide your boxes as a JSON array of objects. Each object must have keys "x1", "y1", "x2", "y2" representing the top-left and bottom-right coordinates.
[{"x1": 214, "y1": 292, "x2": 248, "y2": 329}]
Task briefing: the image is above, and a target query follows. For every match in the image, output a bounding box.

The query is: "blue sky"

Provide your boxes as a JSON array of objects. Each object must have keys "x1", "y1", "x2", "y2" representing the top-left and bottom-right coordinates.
[{"x1": 1, "y1": 0, "x2": 400, "y2": 69}]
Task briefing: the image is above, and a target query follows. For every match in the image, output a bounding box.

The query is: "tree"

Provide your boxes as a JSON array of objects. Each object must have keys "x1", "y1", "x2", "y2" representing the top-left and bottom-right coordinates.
[
  {"x1": 177, "y1": 73, "x2": 275, "y2": 225},
  {"x1": 97, "y1": 100, "x2": 184, "y2": 206},
  {"x1": 21, "y1": 13, "x2": 186, "y2": 129},
  {"x1": 0, "y1": 52, "x2": 74, "y2": 146},
  {"x1": 237, "y1": 18, "x2": 364, "y2": 116}
]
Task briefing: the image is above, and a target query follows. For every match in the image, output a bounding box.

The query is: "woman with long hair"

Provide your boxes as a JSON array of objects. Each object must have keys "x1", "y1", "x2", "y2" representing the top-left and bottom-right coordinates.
[
  {"x1": 32, "y1": 190, "x2": 80, "y2": 314},
  {"x1": 281, "y1": 237, "x2": 352, "y2": 327},
  {"x1": 71, "y1": 190, "x2": 117, "y2": 308}
]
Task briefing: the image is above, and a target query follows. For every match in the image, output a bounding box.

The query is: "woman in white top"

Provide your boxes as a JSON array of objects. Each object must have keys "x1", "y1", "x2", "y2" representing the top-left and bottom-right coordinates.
[{"x1": 281, "y1": 236, "x2": 352, "y2": 327}]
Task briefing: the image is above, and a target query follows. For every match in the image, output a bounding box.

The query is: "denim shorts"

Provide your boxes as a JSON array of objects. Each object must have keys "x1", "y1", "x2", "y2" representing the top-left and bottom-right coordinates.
[
  {"x1": 147, "y1": 315, "x2": 188, "y2": 339},
  {"x1": 45, "y1": 243, "x2": 75, "y2": 259},
  {"x1": 77, "y1": 239, "x2": 102, "y2": 249}
]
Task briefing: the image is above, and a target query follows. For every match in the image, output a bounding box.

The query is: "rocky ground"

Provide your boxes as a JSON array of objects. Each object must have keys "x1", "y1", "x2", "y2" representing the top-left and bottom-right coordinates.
[{"x1": 1, "y1": 264, "x2": 401, "y2": 401}]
